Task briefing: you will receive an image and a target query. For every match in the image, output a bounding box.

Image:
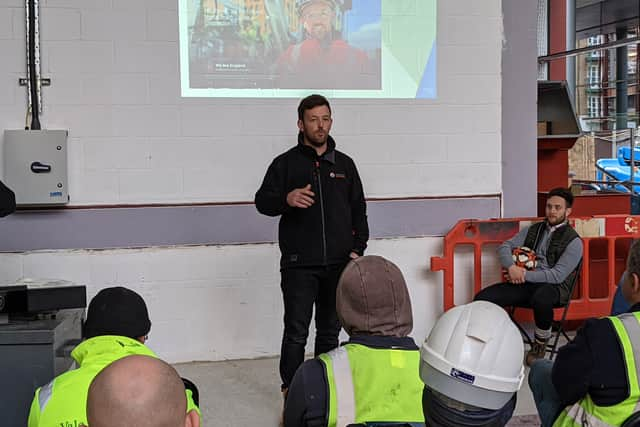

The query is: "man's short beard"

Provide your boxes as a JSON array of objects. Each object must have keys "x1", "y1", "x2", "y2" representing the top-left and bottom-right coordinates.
[
  {"x1": 306, "y1": 29, "x2": 334, "y2": 46},
  {"x1": 305, "y1": 133, "x2": 327, "y2": 147},
  {"x1": 547, "y1": 214, "x2": 566, "y2": 226}
]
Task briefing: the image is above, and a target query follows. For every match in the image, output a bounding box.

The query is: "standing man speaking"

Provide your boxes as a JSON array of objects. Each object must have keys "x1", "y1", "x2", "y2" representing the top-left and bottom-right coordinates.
[{"x1": 255, "y1": 94, "x2": 369, "y2": 397}]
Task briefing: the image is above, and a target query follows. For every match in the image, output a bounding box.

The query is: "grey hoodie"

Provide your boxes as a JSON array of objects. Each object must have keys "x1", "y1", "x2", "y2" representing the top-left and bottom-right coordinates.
[{"x1": 337, "y1": 255, "x2": 413, "y2": 337}]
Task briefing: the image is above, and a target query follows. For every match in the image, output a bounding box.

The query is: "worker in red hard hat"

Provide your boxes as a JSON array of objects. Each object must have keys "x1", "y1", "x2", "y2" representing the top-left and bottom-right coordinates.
[{"x1": 276, "y1": 0, "x2": 370, "y2": 89}]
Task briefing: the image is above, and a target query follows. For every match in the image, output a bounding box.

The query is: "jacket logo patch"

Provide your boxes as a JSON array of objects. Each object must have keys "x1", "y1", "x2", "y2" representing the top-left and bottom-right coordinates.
[{"x1": 330, "y1": 172, "x2": 346, "y2": 179}]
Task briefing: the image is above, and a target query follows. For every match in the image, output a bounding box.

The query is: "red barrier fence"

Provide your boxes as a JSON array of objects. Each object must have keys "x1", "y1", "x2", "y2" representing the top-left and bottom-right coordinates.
[{"x1": 430, "y1": 215, "x2": 640, "y2": 322}]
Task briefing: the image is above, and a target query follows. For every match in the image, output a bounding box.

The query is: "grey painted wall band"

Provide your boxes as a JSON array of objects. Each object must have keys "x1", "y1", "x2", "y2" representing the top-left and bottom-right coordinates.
[
  {"x1": 501, "y1": 0, "x2": 538, "y2": 217},
  {"x1": 0, "y1": 197, "x2": 500, "y2": 252}
]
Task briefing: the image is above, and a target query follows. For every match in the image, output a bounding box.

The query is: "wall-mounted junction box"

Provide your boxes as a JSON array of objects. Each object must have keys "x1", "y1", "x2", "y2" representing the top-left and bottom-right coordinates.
[{"x1": 3, "y1": 130, "x2": 69, "y2": 206}]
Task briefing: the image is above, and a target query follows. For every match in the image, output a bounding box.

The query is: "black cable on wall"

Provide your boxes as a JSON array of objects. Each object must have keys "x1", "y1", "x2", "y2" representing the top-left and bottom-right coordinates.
[{"x1": 27, "y1": 0, "x2": 40, "y2": 130}]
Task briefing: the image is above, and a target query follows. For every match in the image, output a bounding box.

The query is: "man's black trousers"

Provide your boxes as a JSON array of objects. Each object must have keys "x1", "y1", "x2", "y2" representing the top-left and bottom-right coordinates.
[
  {"x1": 474, "y1": 282, "x2": 561, "y2": 330},
  {"x1": 279, "y1": 263, "x2": 346, "y2": 389}
]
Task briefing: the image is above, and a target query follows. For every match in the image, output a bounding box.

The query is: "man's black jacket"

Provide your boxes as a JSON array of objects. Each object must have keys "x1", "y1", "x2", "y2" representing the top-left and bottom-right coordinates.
[
  {"x1": 0, "y1": 180, "x2": 16, "y2": 217},
  {"x1": 552, "y1": 302, "x2": 640, "y2": 407},
  {"x1": 255, "y1": 134, "x2": 368, "y2": 268}
]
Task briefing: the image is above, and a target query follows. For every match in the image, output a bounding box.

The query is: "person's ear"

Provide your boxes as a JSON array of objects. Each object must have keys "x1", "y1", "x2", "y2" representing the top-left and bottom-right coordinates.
[
  {"x1": 185, "y1": 409, "x2": 200, "y2": 427},
  {"x1": 297, "y1": 119, "x2": 304, "y2": 132},
  {"x1": 566, "y1": 207, "x2": 572, "y2": 217},
  {"x1": 632, "y1": 272, "x2": 640, "y2": 293}
]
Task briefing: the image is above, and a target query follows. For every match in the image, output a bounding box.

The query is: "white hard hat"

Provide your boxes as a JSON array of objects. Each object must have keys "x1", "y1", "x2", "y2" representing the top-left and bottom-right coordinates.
[{"x1": 420, "y1": 301, "x2": 525, "y2": 410}]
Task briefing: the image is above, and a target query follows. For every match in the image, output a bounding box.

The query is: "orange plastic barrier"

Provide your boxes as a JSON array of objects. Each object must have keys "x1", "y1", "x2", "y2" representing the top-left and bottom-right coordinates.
[{"x1": 430, "y1": 215, "x2": 640, "y2": 322}]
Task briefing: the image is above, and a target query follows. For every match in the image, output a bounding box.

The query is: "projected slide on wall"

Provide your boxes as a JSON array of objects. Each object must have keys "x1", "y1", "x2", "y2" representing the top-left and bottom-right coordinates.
[{"x1": 178, "y1": 0, "x2": 436, "y2": 98}]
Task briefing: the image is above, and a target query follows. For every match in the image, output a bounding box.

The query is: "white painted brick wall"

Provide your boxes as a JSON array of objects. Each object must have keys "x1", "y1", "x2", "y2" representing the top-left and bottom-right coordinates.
[
  {"x1": 113, "y1": 106, "x2": 180, "y2": 137},
  {"x1": 81, "y1": 9, "x2": 146, "y2": 41},
  {"x1": 0, "y1": 0, "x2": 507, "y2": 363},
  {"x1": 45, "y1": 74, "x2": 83, "y2": 105},
  {"x1": 112, "y1": 0, "x2": 177, "y2": 11},
  {"x1": 45, "y1": 105, "x2": 114, "y2": 137},
  {"x1": 118, "y1": 168, "x2": 183, "y2": 201},
  {"x1": 47, "y1": 41, "x2": 114, "y2": 73},
  {"x1": 146, "y1": 10, "x2": 178, "y2": 42},
  {"x1": 148, "y1": 73, "x2": 180, "y2": 104},
  {"x1": 0, "y1": 7, "x2": 15, "y2": 40},
  {"x1": 0, "y1": 0, "x2": 503, "y2": 204},
  {"x1": 447, "y1": 133, "x2": 500, "y2": 163},
  {"x1": 0, "y1": 74, "x2": 17, "y2": 106},
  {"x1": 41, "y1": 8, "x2": 81, "y2": 40},
  {"x1": 46, "y1": 0, "x2": 111, "y2": 9},
  {"x1": 114, "y1": 41, "x2": 179, "y2": 74},
  {"x1": 0, "y1": 237, "x2": 461, "y2": 363},
  {"x1": 84, "y1": 137, "x2": 150, "y2": 169},
  {"x1": 110, "y1": 74, "x2": 151, "y2": 105},
  {"x1": 179, "y1": 105, "x2": 245, "y2": 137},
  {"x1": 0, "y1": 40, "x2": 24, "y2": 73},
  {"x1": 70, "y1": 170, "x2": 120, "y2": 203}
]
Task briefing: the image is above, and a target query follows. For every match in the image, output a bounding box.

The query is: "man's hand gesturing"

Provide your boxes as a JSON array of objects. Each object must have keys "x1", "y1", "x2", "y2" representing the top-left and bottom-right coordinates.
[{"x1": 287, "y1": 184, "x2": 315, "y2": 208}]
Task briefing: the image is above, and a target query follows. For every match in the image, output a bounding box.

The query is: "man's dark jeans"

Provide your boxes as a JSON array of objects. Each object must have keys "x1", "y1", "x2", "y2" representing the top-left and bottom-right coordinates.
[
  {"x1": 474, "y1": 282, "x2": 560, "y2": 330},
  {"x1": 279, "y1": 263, "x2": 346, "y2": 389}
]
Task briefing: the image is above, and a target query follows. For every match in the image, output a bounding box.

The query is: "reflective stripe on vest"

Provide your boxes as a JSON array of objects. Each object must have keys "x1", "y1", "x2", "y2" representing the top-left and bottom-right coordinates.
[
  {"x1": 319, "y1": 344, "x2": 424, "y2": 427},
  {"x1": 330, "y1": 347, "x2": 357, "y2": 426},
  {"x1": 38, "y1": 380, "x2": 55, "y2": 413},
  {"x1": 554, "y1": 312, "x2": 640, "y2": 427}
]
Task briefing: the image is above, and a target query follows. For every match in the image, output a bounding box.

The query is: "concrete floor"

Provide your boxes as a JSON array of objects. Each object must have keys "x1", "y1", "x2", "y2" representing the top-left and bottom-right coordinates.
[{"x1": 174, "y1": 356, "x2": 542, "y2": 427}]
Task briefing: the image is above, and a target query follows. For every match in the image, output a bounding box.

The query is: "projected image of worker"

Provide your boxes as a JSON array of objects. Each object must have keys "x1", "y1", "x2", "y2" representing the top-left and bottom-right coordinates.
[
  {"x1": 187, "y1": 0, "x2": 381, "y2": 90},
  {"x1": 275, "y1": 0, "x2": 380, "y2": 89},
  {"x1": 180, "y1": 0, "x2": 436, "y2": 98}
]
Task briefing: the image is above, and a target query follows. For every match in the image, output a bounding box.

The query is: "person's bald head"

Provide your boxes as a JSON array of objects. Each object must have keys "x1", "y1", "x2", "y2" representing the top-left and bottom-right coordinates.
[{"x1": 87, "y1": 355, "x2": 196, "y2": 427}]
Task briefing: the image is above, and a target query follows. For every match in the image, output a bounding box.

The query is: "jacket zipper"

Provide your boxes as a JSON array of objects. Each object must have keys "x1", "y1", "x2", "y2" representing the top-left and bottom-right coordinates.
[{"x1": 315, "y1": 160, "x2": 327, "y2": 265}]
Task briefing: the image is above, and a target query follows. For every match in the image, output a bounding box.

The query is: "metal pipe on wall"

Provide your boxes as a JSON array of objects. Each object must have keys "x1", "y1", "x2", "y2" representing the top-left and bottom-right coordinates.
[
  {"x1": 566, "y1": 0, "x2": 576, "y2": 101},
  {"x1": 24, "y1": 0, "x2": 41, "y2": 130},
  {"x1": 539, "y1": 36, "x2": 640, "y2": 62},
  {"x1": 630, "y1": 127, "x2": 635, "y2": 191},
  {"x1": 616, "y1": 27, "x2": 628, "y2": 130}
]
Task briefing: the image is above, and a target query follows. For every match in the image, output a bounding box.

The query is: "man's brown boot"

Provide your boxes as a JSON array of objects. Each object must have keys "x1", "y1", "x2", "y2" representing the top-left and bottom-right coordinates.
[{"x1": 525, "y1": 340, "x2": 547, "y2": 366}]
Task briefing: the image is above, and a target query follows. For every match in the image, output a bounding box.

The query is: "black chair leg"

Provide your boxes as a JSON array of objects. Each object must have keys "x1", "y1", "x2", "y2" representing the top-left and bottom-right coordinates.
[
  {"x1": 547, "y1": 326, "x2": 562, "y2": 359},
  {"x1": 509, "y1": 307, "x2": 534, "y2": 347}
]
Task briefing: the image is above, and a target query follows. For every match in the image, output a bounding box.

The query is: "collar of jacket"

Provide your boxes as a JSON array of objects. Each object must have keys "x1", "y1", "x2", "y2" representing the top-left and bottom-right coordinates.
[
  {"x1": 71, "y1": 335, "x2": 156, "y2": 366},
  {"x1": 296, "y1": 132, "x2": 336, "y2": 164},
  {"x1": 345, "y1": 334, "x2": 419, "y2": 350},
  {"x1": 545, "y1": 220, "x2": 568, "y2": 233}
]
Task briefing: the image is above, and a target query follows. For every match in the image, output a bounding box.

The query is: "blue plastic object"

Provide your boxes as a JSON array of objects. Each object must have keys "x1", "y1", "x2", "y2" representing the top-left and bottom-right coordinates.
[
  {"x1": 596, "y1": 146, "x2": 640, "y2": 193},
  {"x1": 618, "y1": 146, "x2": 640, "y2": 165},
  {"x1": 611, "y1": 272, "x2": 631, "y2": 316}
]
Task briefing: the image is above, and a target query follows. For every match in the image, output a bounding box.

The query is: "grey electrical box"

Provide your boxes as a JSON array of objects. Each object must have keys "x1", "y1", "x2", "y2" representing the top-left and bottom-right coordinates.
[{"x1": 3, "y1": 130, "x2": 69, "y2": 206}]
